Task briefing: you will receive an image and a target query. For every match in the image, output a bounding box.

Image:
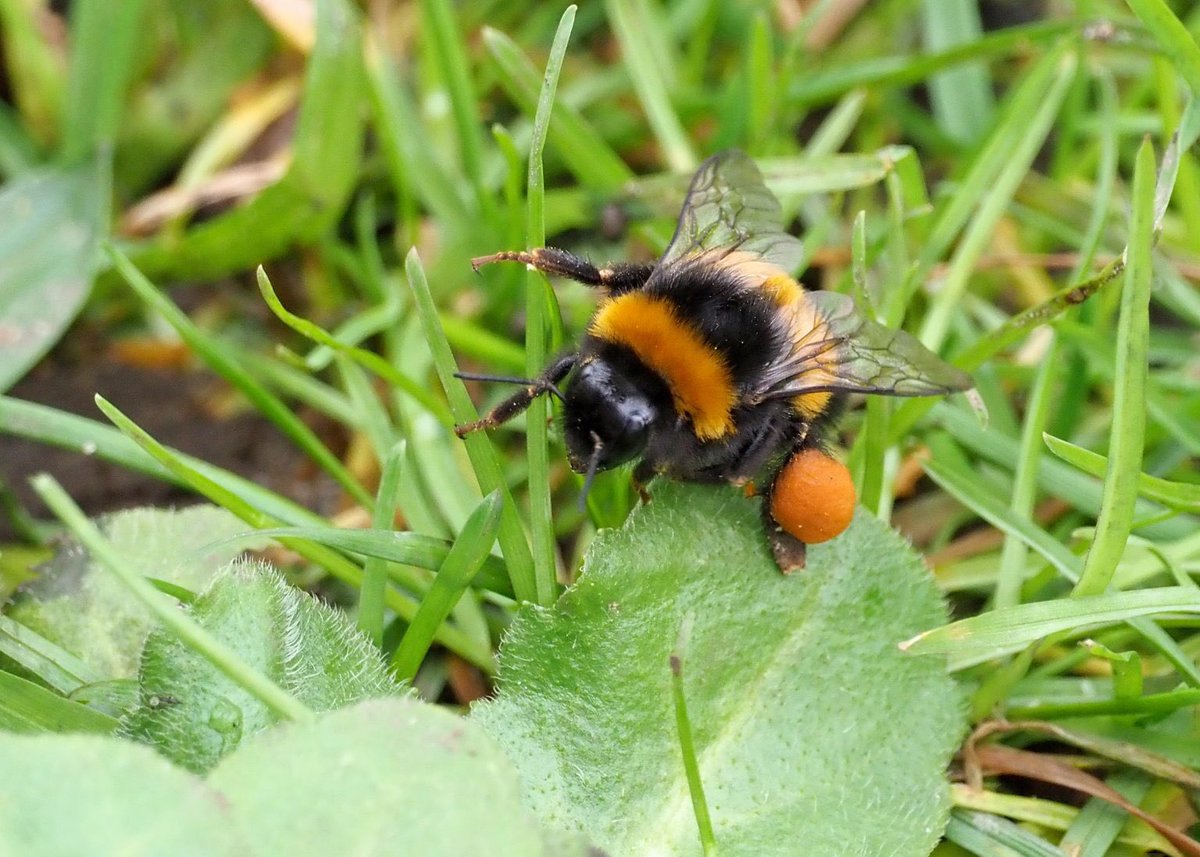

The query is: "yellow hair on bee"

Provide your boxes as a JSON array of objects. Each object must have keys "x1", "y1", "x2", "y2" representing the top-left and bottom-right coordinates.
[
  {"x1": 590, "y1": 293, "x2": 736, "y2": 440},
  {"x1": 792, "y1": 390, "x2": 833, "y2": 420},
  {"x1": 774, "y1": 287, "x2": 835, "y2": 420},
  {"x1": 760, "y1": 273, "x2": 804, "y2": 307}
]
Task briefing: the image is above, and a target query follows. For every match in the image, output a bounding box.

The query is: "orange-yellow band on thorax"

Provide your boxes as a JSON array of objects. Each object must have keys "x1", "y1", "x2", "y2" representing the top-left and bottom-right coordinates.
[
  {"x1": 760, "y1": 273, "x2": 804, "y2": 307},
  {"x1": 590, "y1": 293, "x2": 736, "y2": 440}
]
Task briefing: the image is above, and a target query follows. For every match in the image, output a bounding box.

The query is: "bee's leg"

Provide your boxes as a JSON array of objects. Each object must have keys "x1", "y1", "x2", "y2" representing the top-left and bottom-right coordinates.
[
  {"x1": 758, "y1": 452, "x2": 808, "y2": 574},
  {"x1": 764, "y1": 517, "x2": 808, "y2": 574},
  {"x1": 472, "y1": 247, "x2": 653, "y2": 294},
  {"x1": 759, "y1": 481, "x2": 808, "y2": 574},
  {"x1": 454, "y1": 353, "x2": 576, "y2": 437},
  {"x1": 631, "y1": 460, "x2": 657, "y2": 504}
]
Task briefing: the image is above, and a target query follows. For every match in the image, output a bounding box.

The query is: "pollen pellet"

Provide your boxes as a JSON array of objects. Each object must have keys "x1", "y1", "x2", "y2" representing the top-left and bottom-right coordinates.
[{"x1": 769, "y1": 449, "x2": 856, "y2": 544}]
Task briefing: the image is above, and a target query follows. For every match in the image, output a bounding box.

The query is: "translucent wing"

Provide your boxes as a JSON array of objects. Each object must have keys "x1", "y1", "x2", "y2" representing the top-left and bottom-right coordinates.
[
  {"x1": 752, "y1": 291, "x2": 973, "y2": 401},
  {"x1": 651, "y1": 150, "x2": 803, "y2": 281}
]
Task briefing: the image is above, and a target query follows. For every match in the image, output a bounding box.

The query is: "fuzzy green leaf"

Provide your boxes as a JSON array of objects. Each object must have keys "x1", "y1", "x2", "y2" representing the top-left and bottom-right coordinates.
[
  {"x1": 0, "y1": 698, "x2": 593, "y2": 855},
  {"x1": 120, "y1": 560, "x2": 403, "y2": 773},
  {"x1": 0, "y1": 158, "x2": 106, "y2": 393},
  {"x1": 472, "y1": 482, "x2": 963, "y2": 856},
  {"x1": 209, "y1": 698, "x2": 585, "y2": 855},
  {"x1": 0, "y1": 733, "x2": 238, "y2": 855},
  {"x1": 7, "y1": 505, "x2": 258, "y2": 680}
]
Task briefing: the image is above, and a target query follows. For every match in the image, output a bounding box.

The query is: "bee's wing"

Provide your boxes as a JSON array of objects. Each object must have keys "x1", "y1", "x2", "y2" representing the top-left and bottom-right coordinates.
[
  {"x1": 651, "y1": 151, "x2": 804, "y2": 281},
  {"x1": 753, "y1": 291, "x2": 973, "y2": 401}
]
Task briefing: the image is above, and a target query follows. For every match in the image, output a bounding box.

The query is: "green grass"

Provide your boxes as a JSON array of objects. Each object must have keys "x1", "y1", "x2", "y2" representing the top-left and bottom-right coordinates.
[{"x1": 2, "y1": 1, "x2": 1200, "y2": 854}]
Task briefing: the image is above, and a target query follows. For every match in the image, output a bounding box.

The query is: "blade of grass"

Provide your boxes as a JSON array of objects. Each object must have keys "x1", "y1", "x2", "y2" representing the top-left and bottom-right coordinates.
[
  {"x1": 994, "y1": 69, "x2": 1121, "y2": 610},
  {"x1": 419, "y1": 0, "x2": 490, "y2": 215},
  {"x1": 933, "y1": 404, "x2": 1194, "y2": 542},
  {"x1": 236, "y1": 346, "x2": 355, "y2": 421},
  {"x1": 405, "y1": 248, "x2": 537, "y2": 605},
  {"x1": 358, "y1": 442, "x2": 405, "y2": 646},
  {"x1": 918, "y1": 0, "x2": 994, "y2": 144},
  {"x1": 220, "y1": 526, "x2": 513, "y2": 599},
  {"x1": 363, "y1": 32, "x2": 471, "y2": 228},
  {"x1": 944, "y1": 808, "x2": 1067, "y2": 857},
  {"x1": 605, "y1": 0, "x2": 694, "y2": 171},
  {"x1": 922, "y1": 453, "x2": 1081, "y2": 584},
  {"x1": 58, "y1": 0, "x2": 148, "y2": 162},
  {"x1": 1074, "y1": 137, "x2": 1156, "y2": 597},
  {"x1": 802, "y1": 90, "x2": 867, "y2": 158},
  {"x1": 992, "y1": 341, "x2": 1060, "y2": 610},
  {"x1": 1126, "y1": 0, "x2": 1200, "y2": 97},
  {"x1": 914, "y1": 38, "x2": 1073, "y2": 269},
  {"x1": 337, "y1": 357, "x2": 397, "y2": 459},
  {"x1": 851, "y1": 211, "x2": 889, "y2": 516},
  {"x1": 891, "y1": 252, "x2": 1125, "y2": 444},
  {"x1": 32, "y1": 473, "x2": 314, "y2": 723},
  {"x1": 105, "y1": 245, "x2": 373, "y2": 509},
  {"x1": 92, "y1": 394, "x2": 496, "y2": 673},
  {"x1": 386, "y1": 313, "x2": 483, "y2": 538},
  {"x1": 0, "y1": 670, "x2": 118, "y2": 735},
  {"x1": 788, "y1": 18, "x2": 1075, "y2": 108},
  {"x1": 482, "y1": 26, "x2": 632, "y2": 191},
  {"x1": 1059, "y1": 769, "x2": 1153, "y2": 857},
  {"x1": 741, "y1": 13, "x2": 773, "y2": 154},
  {"x1": 0, "y1": 396, "x2": 327, "y2": 528},
  {"x1": 1124, "y1": 616, "x2": 1200, "y2": 687},
  {"x1": 1155, "y1": 62, "x2": 1200, "y2": 245},
  {"x1": 1007, "y1": 687, "x2": 1200, "y2": 720},
  {"x1": 0, "y1": 615, "x2": 98, "y2": 694},
  {"x1": 256, "y1": 267, "x2": 451, "y2": 425},
  {"x1": 127, "y1": 0, "x2": 364, "y2": 279},
  {"x1": 952, "y1": 779, "x2": 1176, "y2": 856},
  {"x1": 901, "y1": 585, "x2": 1200, "y2": 666},
  {"x1": 523, "y1": 6, "x2": 576, "y2": 608},
  {"x1": 918, "y1": 43, "x2": 1077, "y2": 350},
  {"x1": 1054, "y1": 319, "x2": 1200, "y2": 456},
  {"x1": 0, "y1": 0, "x2": 62, "y2": 149},
  {"x1": 1044, "y1": 434, "x2": 1200, "y2": 513},
  {"x1": 670, "y1": 622, "x2": 717, "y2": 857},
  {"x1": 440, "y1": 314, "x2": 526, "y2": 374},
  {"x1": 391, "y1": 491, "x2": 502, "y2": 681},
  {"x1": 491, "y1": 122, "x2": 527, "y2": 262},
  {"x1": 301, "y1": 297, "x2": 401, "y2": 372}
]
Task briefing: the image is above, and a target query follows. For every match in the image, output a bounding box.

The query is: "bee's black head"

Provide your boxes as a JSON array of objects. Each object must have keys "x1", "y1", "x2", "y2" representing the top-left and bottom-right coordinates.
[{"x1": 562, "y1": 358, "x2": 658, "y2": 474}]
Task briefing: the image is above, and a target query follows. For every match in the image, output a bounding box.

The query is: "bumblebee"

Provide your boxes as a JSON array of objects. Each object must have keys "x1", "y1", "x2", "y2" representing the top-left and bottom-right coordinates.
[{"x1": 457, "y1": 151, "x2": 971, "y2": 572}]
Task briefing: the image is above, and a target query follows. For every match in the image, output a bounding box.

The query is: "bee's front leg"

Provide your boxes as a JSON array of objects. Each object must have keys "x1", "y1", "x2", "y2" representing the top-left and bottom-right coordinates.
[
  {"x1": 454, "y1": 354, "x2": 577, "y2": 436},
  {"x1": 472, "y1": 247, "x2": 653, "y2": 294}
]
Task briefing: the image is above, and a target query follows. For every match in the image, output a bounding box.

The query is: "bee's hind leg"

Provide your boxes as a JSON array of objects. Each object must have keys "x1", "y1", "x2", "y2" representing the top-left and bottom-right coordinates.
[
  {"x1": 631, "y1": 461, "x2": 657, "y2": 504},
  {"x1": 472, "y1": 247, "x2": 652, "y2": 294},
  {"x1": 759, "y1": 468, "x2": 808, "y2": 574},
  {"x1": 454, "y1": 354, "x2": 576, "y2": 437},
  {"x1": 764, "y1": 519, "x2": 808, "y2": 574}
]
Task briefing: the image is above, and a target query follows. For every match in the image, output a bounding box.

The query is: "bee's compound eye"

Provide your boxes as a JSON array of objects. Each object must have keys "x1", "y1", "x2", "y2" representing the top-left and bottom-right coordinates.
[{"x1": 769, "y1": 449, "x2": 855, "y2": 544}]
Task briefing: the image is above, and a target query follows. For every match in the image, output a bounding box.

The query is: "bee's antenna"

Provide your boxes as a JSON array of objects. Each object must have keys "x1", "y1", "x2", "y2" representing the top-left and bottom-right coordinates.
[{"x1": 578, "y1": 431, "x2": 604, "y2": 512}]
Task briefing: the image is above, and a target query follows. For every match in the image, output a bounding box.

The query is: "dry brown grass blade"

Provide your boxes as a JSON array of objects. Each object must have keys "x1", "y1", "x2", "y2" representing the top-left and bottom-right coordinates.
[
  {"x1": 966, "y1": 743, "x2": 1200, "y2": 857},
  {"x1": 969, "y1": 720, "x2": 1200, "y2": 791}
]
